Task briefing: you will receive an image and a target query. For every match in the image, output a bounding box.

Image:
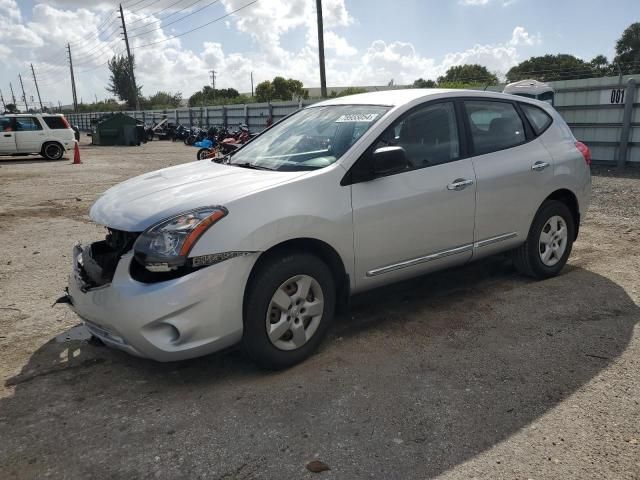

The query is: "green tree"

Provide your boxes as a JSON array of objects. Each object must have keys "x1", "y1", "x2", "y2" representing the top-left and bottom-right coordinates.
[
  {"x1": 4, "y1": 103, "x2": 19, "y2": 113},
  {"x1": 615, "y1": 22, "x2": 640, "y2": 74},
  {"x1": 143, "y1": 91, "x2": 182, "y2": 109},
  {"x1": 506, "y1": 54, "x2": 595, "y2": 82},
  {"x1": 254, "y1": 77, "x2": 308, "y2": 102},
  {"x1": 255, "y1": 81, "x2": 274, "y2": 102},
  {"x1": 188, "y1": 86, "x2": 242, "y2": 106},
  {"x1": 590, "y1": 55, "x2": 613, "y2": 76},
  {"x1": 437, "y1": 65, "x2": 498, "y2": 85},
  {"x1": 336, "y1": 87, "x2": 368, "y2": 97},
  {"x1": 106, "y1": 55, "x2": 141, "y2": 108},
  {"x1": 412, "y1": 78, "x2": 437, "y2": 88}
]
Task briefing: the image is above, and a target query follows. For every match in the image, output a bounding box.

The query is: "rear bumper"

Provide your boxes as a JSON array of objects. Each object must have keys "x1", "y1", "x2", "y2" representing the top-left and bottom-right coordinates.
[{"x1": 67, "y1": 244, "x2": 257, "y2": 361}]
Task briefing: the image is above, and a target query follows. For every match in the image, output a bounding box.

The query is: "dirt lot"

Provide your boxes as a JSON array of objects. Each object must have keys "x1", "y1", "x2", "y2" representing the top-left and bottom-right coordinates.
[{"x1": 0, "y1": 138, "x2": 638, "y2": 479}]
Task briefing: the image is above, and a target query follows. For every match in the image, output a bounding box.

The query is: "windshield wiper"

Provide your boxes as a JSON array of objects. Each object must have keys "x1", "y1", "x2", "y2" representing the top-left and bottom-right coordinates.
[{"x1": 232, "y1": 162, "x2": 274, "y2": 171}]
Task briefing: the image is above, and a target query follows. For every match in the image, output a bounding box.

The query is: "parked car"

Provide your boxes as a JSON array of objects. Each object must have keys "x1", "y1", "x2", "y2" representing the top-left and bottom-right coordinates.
[
  {"x1": 0, "y1": 113, "x2": 76, "y2": 160},
  {"x1": 65, "y1": 89, "x2": 591, "y2": 369}
]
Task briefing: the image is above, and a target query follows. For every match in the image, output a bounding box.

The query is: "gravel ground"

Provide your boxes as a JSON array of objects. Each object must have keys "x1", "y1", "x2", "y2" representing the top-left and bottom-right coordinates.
[{"x1": 0, "y1": 138, "x2": 638, "y2": 479}]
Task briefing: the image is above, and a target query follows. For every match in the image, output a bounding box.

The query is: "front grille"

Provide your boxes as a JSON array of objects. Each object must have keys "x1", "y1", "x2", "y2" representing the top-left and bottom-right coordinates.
[{"x1": 79, "y1": 229, "x2": 140, "y2": 288}]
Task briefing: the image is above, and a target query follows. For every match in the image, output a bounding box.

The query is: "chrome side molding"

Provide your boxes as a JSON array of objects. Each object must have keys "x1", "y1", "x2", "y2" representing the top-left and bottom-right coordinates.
[{"x1": 366, "y1": 232, "x2": 518, "y2": 277}]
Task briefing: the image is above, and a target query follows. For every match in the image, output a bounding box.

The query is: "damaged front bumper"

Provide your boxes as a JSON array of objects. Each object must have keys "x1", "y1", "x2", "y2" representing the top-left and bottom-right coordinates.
[{"x1": 66, "y1": 242, "x2": 257, "y2": 361}]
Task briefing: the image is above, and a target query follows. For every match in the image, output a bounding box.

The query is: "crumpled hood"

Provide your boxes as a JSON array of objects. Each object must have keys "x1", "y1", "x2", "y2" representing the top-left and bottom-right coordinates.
[{"x1": 90, "y1": 161, "x2": 304, "y2": 231}]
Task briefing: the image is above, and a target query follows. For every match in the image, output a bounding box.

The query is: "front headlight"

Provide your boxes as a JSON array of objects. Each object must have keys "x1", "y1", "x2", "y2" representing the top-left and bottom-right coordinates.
[{"x1": 133, "y1": 206, "x2": 228, "y2": 271}]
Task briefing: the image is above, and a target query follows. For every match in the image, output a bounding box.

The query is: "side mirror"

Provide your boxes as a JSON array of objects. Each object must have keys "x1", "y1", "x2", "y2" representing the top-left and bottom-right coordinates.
[{"x1": 372, "y1": 146, "x2": 409, "y2": 176}]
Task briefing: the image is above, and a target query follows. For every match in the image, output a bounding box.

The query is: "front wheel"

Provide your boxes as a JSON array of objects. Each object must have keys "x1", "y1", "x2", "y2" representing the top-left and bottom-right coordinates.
[
  {"x1": 242, "y1": 253, "x2": 336, "y2": 369},
  {"x1": 513, "y1": 200, "x2": 575, "y2": 279},
  {"x1": 196, "y1": 148, "x2": 212, "y2": 160}
]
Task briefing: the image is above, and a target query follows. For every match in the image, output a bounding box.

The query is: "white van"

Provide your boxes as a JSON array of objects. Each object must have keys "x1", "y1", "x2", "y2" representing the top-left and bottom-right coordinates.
[
  {"x1": 0, "y1": 113, "x2": 76, "y2": 160},
  {"x1": 503, "y1": 79, "x2": 555, "y2": 105}
]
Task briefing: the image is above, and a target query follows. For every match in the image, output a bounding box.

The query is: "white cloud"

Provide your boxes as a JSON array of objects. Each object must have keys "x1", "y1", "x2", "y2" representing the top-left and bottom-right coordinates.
[{"x1": 509, "y1": 26, "x2": 541, "y2": 46}]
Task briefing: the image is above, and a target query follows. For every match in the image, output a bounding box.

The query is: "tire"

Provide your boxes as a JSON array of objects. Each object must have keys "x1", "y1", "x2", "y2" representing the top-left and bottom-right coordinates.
[
  {"x1": 513, "y1": 200, "x2": 575, "y2": 279},
  {"x1": 196, "y1": 148, "x2": 212, "y2": 160},
  {"x1": 242, "y1": 253, "x2": 336, "y2": 369},
  {"x1": 41, "y1": 142, "x2": 64, "y2": 161}
]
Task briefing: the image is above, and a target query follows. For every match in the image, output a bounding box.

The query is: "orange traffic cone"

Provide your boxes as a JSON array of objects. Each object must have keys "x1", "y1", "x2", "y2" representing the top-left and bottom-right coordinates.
[{"x1": 73, "y1": 142, "x2": 81, "y2": 164}]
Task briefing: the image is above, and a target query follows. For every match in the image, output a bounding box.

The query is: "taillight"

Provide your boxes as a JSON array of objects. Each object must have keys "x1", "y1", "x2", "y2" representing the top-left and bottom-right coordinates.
[
  {"x1": 575, "y1": 141, "x2": 591, "y2": 166},
  {"x1": 60, "y1": 116, "x2": 71, "y2": 129}
]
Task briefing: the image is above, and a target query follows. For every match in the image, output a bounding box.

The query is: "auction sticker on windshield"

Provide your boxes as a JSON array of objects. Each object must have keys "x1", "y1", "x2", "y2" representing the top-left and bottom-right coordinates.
[{"x1": 335, "y1": 113, "x2": 380, "y2": 123}]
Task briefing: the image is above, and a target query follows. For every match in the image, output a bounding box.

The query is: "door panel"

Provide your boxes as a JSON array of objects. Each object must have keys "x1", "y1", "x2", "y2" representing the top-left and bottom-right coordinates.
[
  {"x1": 0, "y1": 117, "x2": 16, "y2": 153},
  {"x1": 0, "y1": 131, "x2": 16, "y2": 153},
  {"x1": 471, "y1": 140, "x2": 552, "y2": 245},
  {"x1": 14, "y1": 117, "x2": 45, "y2": 153},
  {"x1": 352, "y1": 159, "x2": 476, "y2": 291}
]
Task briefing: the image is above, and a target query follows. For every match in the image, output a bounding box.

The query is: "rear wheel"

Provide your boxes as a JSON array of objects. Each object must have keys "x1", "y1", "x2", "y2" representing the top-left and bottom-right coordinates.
[
  {"x1": 242, "y1": 253, "x2": 336, "y2": 369},
  {"x1": 41, "y1": 142, "x2": 64, "y2": 160},
  {"x1": 513, "y1": 200, "x2": 575, "y2": 279}
]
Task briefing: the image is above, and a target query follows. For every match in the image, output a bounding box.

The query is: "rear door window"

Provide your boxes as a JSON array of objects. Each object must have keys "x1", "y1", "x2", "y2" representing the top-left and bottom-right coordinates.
[
  {"x1": 15, "y1": 117, "x2": 43, "y2": 131},
  {"x1": 42, "y1": 116, "x2": 68, "y2": 129},
  {"x1": 464, "y1": 101, "x2": 525, "y2": 155},
  {"x1": 521, "y1": 104, "x2": 553, "y2": 135}
]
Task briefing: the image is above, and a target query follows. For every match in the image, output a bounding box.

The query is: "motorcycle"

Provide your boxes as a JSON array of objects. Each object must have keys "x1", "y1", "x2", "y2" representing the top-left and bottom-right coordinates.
[{"x1": 193, "y1": 125, "x2": 251, "y2": 160}]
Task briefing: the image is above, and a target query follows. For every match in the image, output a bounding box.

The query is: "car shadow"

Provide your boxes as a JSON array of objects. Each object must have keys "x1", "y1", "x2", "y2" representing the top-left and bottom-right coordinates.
[{"x1": 1, "y1": 257, "x2": 637, "y2": 479}]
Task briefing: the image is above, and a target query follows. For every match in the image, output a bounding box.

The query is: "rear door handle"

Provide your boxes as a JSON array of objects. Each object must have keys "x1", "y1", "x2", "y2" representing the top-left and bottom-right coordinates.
[
  {"x1": 3, "y1": 134, "x2": 11, "y2": 137},
  {"x1": 531, "y1": 161, "x2": 550, "y2": 171},
  {"x1": 447, "y1": 178, "x2": 474, "y2": 191}
]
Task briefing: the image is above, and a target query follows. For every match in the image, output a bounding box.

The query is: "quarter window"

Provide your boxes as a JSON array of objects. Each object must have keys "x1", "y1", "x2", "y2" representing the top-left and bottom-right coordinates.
[
  {"x1": 464, "y1": 101, "x2": 525, "y2": 155},
  {"x1": 42, "y1": 116, "x2": 68, "y2": 129},
  {"x1": 373, "y1": 101, "x2": 460, "y2": 170},
  {"x1": 521, "y1": 104, "x2": 552, "y2": 135},
  {"x1": 15, "y1": 117, "x2": 42, "y2": 131}
]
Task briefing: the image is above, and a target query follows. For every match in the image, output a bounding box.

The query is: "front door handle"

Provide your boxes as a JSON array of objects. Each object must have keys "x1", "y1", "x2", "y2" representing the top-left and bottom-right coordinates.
[
  {"x1": 447, "y1": 178, "x2": 474, "y2": 191},
  {"x1": 3, "y1": 134, "x2": 11, "y2": 137},
  {"x1": 531, "y1": 161, "x2": 550, "y2": 171}
]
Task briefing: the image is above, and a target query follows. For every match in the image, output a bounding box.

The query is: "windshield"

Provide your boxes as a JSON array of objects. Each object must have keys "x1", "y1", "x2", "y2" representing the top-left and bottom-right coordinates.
[{"x1": 229, "y1": 105, "x2": 389, "y2": 171}]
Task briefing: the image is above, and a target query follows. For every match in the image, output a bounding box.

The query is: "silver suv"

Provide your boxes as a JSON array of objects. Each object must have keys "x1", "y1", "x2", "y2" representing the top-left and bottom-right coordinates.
[
  {"x1": 66, "y1": 89, "x2": 591, "y2": 368},
  {"x1": 0, "y1": 113, "x2": 75, "y2": 160}
]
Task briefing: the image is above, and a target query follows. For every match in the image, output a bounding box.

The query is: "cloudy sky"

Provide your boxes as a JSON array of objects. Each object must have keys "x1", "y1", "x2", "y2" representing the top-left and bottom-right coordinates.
[{"x1": 0, "y1": 0, "x2": 635, "y2": 107}]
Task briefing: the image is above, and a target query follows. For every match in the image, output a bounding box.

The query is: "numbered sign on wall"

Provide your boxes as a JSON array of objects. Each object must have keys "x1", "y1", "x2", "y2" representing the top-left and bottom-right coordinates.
[{"x1": 600, "y1": 88, "x2": 626, "y2": 105}]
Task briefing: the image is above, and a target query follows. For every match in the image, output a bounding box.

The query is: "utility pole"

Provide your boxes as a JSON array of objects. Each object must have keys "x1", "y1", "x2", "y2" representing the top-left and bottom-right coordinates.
[
  {"x1": 250, "y1": 71, "x2": 254, "y2": 97},
  {"x1": 119, "y1": 3, "x2": 140, "y2": 111},
  {"x1": 18, "y1": 74, "x2": 29, "y2": 112},
  {"x1": 30, "y1": 63, "x2": 44, "y2": 111},
  {"x1": 9, "y1": 82, "x2": 16, "y2": 105},
  {"x1": 67, "y1": 43, "x2": 79, "y2": 112},
  {"x1": 210, "y1": 70, "x2": 216, "y2": 101},
  {"x1": 0, "y1": 89, "x2": 6, "y2": 110},
  {"x1": 315, "y1": 0, "x2": 327, "y2": 98}
]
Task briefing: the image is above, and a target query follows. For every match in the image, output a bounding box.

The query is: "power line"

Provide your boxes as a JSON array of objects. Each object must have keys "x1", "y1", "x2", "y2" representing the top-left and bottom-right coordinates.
[
  {"x1": 128, "y1": 0, "x2": 220, "y2": 38},
  {"x1": 127, "y1": 0, "x2": 191, "y2": 27},
  {"x1": 132, "y1": 0, "x2": 257, "y2": 47},
  {"x1": 74, "y1": 0, "x2": 259, "y2": 73}
]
